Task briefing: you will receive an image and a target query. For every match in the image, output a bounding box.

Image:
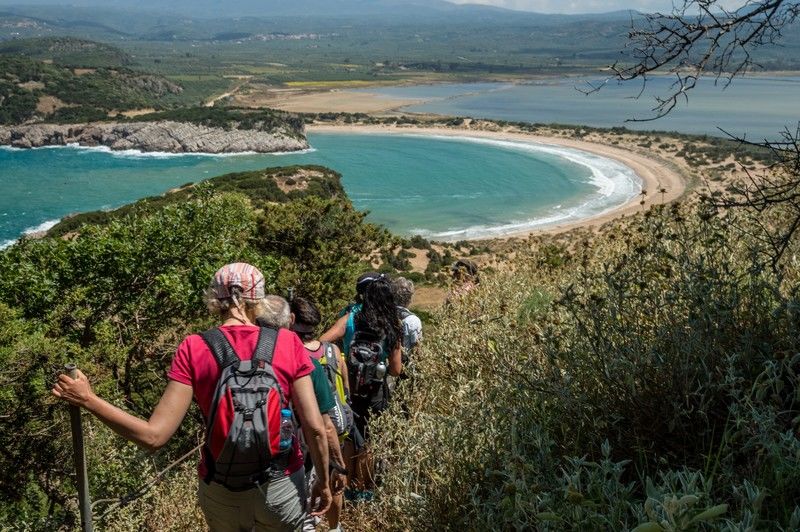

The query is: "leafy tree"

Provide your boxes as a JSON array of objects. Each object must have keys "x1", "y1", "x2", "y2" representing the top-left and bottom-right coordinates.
[{"x1": 255, "y1": 196, "x2": 389, "y2": 318}]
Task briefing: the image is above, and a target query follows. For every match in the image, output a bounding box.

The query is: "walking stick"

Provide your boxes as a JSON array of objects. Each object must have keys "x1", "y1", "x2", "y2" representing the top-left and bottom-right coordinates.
[{"x1": 64, "y1": 363, "x2": 93, "y2": 532}]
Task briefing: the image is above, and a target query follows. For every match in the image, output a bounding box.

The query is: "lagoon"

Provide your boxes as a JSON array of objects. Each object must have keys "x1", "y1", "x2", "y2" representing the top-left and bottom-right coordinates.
[
  {"x1": 0, "y1": 133, "x2": 639, "y2": 245},
  {"x1": 365, "y1": 76, "x2": 800, "y2": 141}
]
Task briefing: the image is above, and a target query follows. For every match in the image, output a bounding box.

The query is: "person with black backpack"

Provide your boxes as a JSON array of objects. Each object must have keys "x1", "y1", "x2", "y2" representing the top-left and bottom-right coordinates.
[
  {"x1": 320, "y1": 273, "x2": 402, "y2": 499},
  {"x1": 52, "y1": 263, "x2": 331, "y2": 531}
]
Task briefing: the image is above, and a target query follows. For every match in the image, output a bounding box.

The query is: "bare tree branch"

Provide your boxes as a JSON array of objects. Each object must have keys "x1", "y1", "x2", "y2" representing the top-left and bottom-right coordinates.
[{"x1": 582, "y1": 1, "x2": 799, "y2": 121}]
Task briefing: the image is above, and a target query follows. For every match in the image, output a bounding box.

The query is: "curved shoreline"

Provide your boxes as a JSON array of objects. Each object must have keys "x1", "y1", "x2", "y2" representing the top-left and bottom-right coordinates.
[{"x1": 308, "y1": 123, "x2": 686, "y2": 238}]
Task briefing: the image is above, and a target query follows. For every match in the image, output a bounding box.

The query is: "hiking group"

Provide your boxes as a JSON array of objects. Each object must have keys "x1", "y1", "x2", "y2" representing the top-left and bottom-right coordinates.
[{"x1": 51, "y1": 263, "x2": 424, "y2": 532}]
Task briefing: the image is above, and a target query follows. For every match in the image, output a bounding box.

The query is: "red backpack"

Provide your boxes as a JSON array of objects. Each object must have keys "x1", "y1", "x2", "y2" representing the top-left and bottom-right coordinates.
[{"x1": 200, "y1": 326, "x2": 292, "y2": 490}]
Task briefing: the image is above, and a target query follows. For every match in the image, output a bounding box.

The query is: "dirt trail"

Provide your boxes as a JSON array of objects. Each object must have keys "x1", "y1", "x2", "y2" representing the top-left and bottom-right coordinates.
[{"x1": 204, "y1": 81, "x2": 248, "y2": 108}]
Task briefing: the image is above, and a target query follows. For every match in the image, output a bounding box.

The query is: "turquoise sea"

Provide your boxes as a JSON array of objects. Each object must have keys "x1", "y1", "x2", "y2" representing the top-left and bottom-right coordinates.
[
  {"x1": 0, "y1": 132, "x2": 640, "y2": 246},
  {"x1": 364, "y1": 76, "x2": 800, "y2": 141}
]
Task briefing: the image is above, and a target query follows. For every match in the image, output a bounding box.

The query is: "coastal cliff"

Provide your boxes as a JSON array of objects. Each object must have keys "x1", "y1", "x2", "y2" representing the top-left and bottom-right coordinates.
[{"x1": 0, "y1": 120, "x2": 309, "y2": 153}]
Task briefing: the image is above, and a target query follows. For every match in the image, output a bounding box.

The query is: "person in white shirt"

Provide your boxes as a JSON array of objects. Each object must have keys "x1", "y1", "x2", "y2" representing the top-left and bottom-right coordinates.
[{"x1": 390, "y1": 277, "x2": 422, "y2": 362}]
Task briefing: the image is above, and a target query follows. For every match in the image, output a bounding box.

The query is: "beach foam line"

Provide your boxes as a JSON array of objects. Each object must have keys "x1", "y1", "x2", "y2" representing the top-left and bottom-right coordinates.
[
  {"x1": 414, "y1": 134, "x2": 640, "y2": 196},
  {"x1": 23, "y1": 218, "x2": 61, "y2": 234},
  {"x1": 0, "y1": 218, "x2": 62, "y2": 250},
  {"x1": 393, "y1": 134, "x2": 641, "y2": 240},
  {"x1": 3, "y1": 143, "x2": 316, "y2": 158}
]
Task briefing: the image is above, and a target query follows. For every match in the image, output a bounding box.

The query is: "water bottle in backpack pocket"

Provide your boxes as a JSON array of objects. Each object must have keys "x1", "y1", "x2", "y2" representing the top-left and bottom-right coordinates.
[
  {"x1": 279, "y1": 408, "x2": 294, "y2": 450},
  {"x1": 348, "y1": 329, "x2": 387, "y2": 398},
  {"x1": 201, "y1": 327, "x2": 293, "y2": 491}
]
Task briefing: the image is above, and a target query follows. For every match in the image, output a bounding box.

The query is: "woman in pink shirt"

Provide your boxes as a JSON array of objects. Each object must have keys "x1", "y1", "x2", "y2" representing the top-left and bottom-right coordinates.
[{"x1": 52, "y1": 263, "x2": 331, "y2": 531}]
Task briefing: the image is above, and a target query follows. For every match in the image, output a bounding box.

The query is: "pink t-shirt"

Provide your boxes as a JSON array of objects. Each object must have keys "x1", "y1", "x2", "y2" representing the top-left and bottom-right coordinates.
[{"x1": 168, "y1": 325, "x2": 315, "y2": 477}]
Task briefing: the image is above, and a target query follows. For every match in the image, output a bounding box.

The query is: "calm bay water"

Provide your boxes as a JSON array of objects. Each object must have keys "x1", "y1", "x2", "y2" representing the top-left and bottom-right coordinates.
[
  {"x1": 366, "y1": 76, "x2": 800, "y2": 140},
  {"x1": 0, "y1": 133, "x2": 639, "y2": 245}
]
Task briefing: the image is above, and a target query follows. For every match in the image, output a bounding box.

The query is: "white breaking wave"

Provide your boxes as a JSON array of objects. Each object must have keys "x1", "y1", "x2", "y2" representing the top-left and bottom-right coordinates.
[
  {"x1": 23, "y1": 218, "x2": 61, "y2": 234},
  {"x1": 269, "y1": 147, "x2": 317, "y2": 156},
  {"x1": 398, "y1": 134, "x2": 642, "y2": 240},
  {"x1": 4, "y1": 143, "x2": 315, "y2": 159},
  {"x1": 0, "y1": 218, "x2": 62, "y2": 250}
]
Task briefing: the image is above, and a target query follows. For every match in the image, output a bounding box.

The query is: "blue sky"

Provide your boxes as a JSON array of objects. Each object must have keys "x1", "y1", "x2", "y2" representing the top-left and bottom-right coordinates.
[{"x1": 444, "y1": 0, "x2": 744, "y2": 14}]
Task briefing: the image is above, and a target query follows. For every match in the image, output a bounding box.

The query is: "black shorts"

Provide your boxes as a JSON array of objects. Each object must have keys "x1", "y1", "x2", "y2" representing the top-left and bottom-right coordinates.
[{"x1": 350, "y1": 383, "x2": 389, "y2": 444}]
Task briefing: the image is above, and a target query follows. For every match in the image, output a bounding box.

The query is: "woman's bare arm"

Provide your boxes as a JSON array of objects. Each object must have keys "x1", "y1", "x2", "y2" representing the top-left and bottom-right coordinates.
[
  {"x1": 320, "y1": 313, "x2": 349, "y2": 343},
  {"x1": 388, "y1": 342, "x2": 402, "y2": 376},
  {"x1": 52, "y1": 370, "x2": 193, "y2": 452},
  {"x1": 322, "y1": 414, "x2": 347, "y2": 492}
]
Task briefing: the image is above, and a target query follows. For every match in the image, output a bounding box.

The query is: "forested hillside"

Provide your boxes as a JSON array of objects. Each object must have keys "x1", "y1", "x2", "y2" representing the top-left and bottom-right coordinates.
[
  {"x1": 0, "y1": 37, "x2": 132, "y2": 67},
  {"x1": 0, "y1": 54, "x2": 182, "y2": 124}
]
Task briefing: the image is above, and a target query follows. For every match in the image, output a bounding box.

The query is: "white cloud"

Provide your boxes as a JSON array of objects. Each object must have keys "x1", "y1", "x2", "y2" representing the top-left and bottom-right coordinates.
[{"x1": 444, "y1": 0, "x2": 747, "y2": 14}]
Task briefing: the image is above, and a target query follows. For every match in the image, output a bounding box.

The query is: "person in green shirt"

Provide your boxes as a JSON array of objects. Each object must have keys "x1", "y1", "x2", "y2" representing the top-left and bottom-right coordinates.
[
  {"x1": 289, "y1": 296, "x2": 352, "y2": 532},
  {"x1": 259, "y1": 295, "x2": 348, "y2": 532},
  {"x1": 310, "y1": 357, "x2": 336, "y2": 415}
]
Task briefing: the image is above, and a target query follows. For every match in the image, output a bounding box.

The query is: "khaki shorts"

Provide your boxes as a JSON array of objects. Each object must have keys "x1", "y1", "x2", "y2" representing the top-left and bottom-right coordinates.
[{"x1": 198, "y1": 468, "x2": 307, "y2": 532}]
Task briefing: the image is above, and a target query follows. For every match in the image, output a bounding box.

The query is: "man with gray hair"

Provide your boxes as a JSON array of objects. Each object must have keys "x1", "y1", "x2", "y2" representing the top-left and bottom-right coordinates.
[
  {"x1": 259, "y1": 294, "x2": 292, "y2": 329},
  {"x1": 390, "y1": 277, "x2": 422, "y2": 361}
]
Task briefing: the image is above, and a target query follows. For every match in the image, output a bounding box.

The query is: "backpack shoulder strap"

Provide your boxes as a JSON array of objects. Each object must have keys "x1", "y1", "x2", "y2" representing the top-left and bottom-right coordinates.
[
  {"x1": 253, "y1": 326, "x2": 279, "y2": 366},
  {"x1": 200, "y1": 328, "x2": 239, "y2": 369}
]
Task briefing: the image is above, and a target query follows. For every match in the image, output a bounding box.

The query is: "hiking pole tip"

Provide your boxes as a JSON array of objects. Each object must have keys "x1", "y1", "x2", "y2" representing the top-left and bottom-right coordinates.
[{"x1": 64, "y1": 363, "x2": 93, "y2": 532}]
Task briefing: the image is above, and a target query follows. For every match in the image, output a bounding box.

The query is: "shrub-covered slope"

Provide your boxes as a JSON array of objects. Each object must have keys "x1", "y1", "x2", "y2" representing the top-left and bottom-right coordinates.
[
  {"x1": 46, "y1": 164, "x2": 343, "y2": 237},
  {"x1": 0, "y1": 37, "x2": 133, "y2": 68},
  {"x1": 364, "y1": 199, "x2": 800, "y2": 530},
  {"x1": 0, "y1": 55, "x2": 182, "y2": 124}
]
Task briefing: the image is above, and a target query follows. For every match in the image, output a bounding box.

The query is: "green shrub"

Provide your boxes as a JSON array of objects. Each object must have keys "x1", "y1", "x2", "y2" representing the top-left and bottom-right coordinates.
[{"x1": 255, "y1": 195, "x2": 389, "y2": 320}]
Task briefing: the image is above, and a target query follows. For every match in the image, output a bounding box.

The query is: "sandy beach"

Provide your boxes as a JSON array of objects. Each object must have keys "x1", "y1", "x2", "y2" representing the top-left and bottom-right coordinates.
[
  {"x1": 232, "y1": 87, "x2": 424, "y2": 114},
  {"x1": 308, "y1": 123, "x2": 687, "y2": 238}
]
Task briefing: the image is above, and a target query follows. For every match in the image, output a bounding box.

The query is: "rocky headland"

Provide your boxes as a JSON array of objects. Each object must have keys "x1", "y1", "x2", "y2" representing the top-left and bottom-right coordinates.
[{"x1": 0, "y1": 120, "x2": 309, "y2": 153}]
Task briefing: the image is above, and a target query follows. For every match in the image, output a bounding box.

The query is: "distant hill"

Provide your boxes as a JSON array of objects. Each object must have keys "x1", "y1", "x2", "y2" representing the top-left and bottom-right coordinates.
[
  {"x1": 0, "y1": 54, "x2": 182, "y2": 124},
  {"x1": 0, "y1": 37, "x2": 131, "y2": 67},
  {"x1": 1, "y1": 2, "x2": 797, "y2": 75},
  {"x1": 0, "y1": 1, "x2": 637, "y2": 26},
  {"x1": 2, "y1": 0, "x2": 477, "y2": 19}
]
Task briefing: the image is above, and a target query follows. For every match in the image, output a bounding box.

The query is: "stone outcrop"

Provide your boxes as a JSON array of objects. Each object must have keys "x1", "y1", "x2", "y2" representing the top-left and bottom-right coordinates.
[{"x1": 0, "y1": 121, "x2": 308, "y2": 153}]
